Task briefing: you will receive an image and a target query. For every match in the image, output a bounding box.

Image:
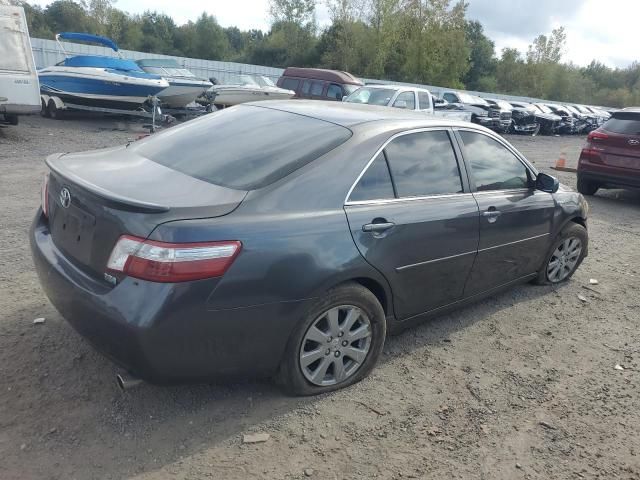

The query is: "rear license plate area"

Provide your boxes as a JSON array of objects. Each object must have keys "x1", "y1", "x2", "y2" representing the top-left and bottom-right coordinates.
[{"x1": 51, "y1": 204, "x2": 96, "y2": 264}]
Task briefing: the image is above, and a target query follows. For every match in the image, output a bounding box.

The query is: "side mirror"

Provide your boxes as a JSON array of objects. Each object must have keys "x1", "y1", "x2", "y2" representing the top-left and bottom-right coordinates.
[
  {"x1": 536, "y1": 172, "x2": 559, "y2": 193},
  {"x1": 394, "y1": 100, "x2": 408, "y2": 109}
]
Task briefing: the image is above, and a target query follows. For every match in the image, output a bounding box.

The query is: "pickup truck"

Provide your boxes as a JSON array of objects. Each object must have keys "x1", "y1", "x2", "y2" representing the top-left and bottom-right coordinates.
[
  {"x1": 440, "y1": 91, "x2": 511, "y2": 132},
  {"x1": 343, "y1": 85, "x2": 471, "y2": 122}
]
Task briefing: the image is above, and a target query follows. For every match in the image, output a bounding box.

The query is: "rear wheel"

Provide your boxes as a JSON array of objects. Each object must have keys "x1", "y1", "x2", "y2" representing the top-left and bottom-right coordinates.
[
  {"x1": 5, "y1": 114, "x2": 18, "y2": 125},
  {"x1": 40, "y1": 98, "x2": 50, "y2": 118},
  {"x1": 577, "y1": 175, "x2": 599, "y2": 195},
  {"x1": 535, "y1": 223, "x2": 587, "y2": 285},
  {"x1": 278, "y1": 282, "x2": 386, "y2": 396},
  {"x1": 47, "y1": 99, "x2": 63, "y2": 120}
]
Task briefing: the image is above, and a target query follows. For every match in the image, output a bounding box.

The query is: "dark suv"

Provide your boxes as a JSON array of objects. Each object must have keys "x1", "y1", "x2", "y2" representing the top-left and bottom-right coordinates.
[
  {"x1": 277, "y1": 67, "x2": 363, "y2": 101},
  {"x1": 577, "y1": 108, "x2": 640, "y2": 195}
]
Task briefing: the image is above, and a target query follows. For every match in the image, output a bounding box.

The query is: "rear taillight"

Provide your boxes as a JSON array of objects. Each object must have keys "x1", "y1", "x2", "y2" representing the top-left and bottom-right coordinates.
[
  {"x1": 41, "y1": 172, "x2": 50, "y2": 218},
  {"x1": 106, "y1": 235, "x2": 241, "y2": 283},
  {"x1": 588, "y1": 130, "x2": 608, "y2": 142}
]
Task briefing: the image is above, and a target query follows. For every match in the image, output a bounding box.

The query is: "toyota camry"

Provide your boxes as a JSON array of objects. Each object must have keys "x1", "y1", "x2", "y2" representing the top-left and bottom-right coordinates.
[{"x1": 31, "y1": 100, "x2": 589, "y2": 395}]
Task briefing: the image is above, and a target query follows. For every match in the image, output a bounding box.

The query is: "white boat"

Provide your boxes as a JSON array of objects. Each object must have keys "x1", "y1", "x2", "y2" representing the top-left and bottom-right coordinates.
[
  {"x1": 208, "y1": 74, "x2": 295, "y2": 106},
  {"x1": 0, "y1": 5, "x2": 41, "y2": 125},
  {"x1": 136, "y1": 59, "x2": 212, "y2": 108},
  {"x1": 38, "y1": 33, "x2": 168, "y2": 110}
]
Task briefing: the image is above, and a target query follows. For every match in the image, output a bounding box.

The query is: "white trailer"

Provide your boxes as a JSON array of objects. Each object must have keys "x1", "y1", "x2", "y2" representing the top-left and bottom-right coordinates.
[{"x1": 0, "y1": 5, "x2": 40, "y2": 125}]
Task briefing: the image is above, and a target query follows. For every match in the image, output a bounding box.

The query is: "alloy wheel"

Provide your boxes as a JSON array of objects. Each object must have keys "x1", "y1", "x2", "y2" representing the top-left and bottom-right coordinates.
[
  {"x1": 299, "y1": 305, "x2": 372, "y2": 387},
  {"x1": 547, "y1": 236, "x2": 583, "y2": 283}
]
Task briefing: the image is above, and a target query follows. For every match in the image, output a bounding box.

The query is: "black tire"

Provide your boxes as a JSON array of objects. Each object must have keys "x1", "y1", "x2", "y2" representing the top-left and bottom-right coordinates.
[
  {"x1": 5, "y1": 114, "x2": 19, "y2": 125},
  {"x1": 40, "y1": 98, "x2": 50, "y2": 118},
  {"x1": 577, "y1": 175, "x2": 599, "y2": 196},
  {"x1": 47, "y1": 99, "x2": 63, "y2": 120},
  {"x1": 534, "y1": 223, "x2": 588, "y2": 285},
  {"x1": 277, "y1": 282, "x2": 386, "y2": 396}
]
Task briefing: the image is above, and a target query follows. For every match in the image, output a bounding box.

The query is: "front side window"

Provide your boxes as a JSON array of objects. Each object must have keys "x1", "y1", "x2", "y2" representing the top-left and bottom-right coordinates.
[
  {"x1": 443, "y1": 93, "x2": 458, "y2": 103},
  {"x1": 393, "y1": 92, "x2": 415, "y2": 110},
  {"x1": 301, "y1": 80, "x2": 312, "y2": 95},
  {"x1": 384, "y1": 131, "x2": 463, "y2": 197},
  {"x1": 458, "y1": 131, "x2": 530, "y2": 191},
  {"x1": 281, "y1": 78, "x2": 299, "y2": 91},
  {"x1": 327, "y1": 83, "x2": 343, "y2": 100},
  {"x1": 417, "y1": 92, "x2": 431, "y2": 110},
  {"x1": 349, "y1": 153, "x2": 395, "y2": 202}
]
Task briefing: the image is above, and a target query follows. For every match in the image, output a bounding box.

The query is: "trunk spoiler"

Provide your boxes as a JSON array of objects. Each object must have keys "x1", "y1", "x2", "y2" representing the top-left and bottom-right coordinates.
[{"x1": 45, "y1": 153, "x2": 170, "y2": 213}]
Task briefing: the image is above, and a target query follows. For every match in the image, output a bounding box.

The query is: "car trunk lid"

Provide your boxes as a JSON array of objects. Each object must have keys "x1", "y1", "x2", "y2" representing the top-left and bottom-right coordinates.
[{"x1": 45, "y1": 147, "x2": 247, "y2": 279}]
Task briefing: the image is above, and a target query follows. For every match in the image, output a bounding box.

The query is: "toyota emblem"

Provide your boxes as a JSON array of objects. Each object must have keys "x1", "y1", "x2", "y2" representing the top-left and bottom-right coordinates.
[{"x1": 59, "y1": 187, "x2": 71, "y2": 208}]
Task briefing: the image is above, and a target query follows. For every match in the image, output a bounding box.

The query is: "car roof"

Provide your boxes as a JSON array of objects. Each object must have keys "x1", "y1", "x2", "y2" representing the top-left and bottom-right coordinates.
[
  {"x1": 281, "y1": 67, "x2": 363, "y2": 85},
  {"x1": 361, "y1": 84, "x2": 430, "y2": 93},
  {"x1": 244, "y1": 100, "x2": 477, "y2": 129}
]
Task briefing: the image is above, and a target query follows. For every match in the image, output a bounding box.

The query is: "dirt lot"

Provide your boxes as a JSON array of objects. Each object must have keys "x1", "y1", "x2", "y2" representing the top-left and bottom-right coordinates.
[{"x1": 1, "y1": 115, "x2": 639, "y2": 480}]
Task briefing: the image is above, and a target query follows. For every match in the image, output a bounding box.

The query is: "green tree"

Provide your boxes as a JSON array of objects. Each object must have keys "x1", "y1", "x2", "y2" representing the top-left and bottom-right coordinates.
[{"x1": 463, "y1": 20, "x2": 496, "y2": 91}]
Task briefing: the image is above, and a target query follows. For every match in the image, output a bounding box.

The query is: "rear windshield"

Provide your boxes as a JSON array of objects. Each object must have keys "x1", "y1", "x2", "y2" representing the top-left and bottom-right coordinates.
[
  {"x1": 135, "y1": 105, "x2": 352, "y2": 190},
  {"x1": 603, "y1": 114, "x2": 640, "y2": 135}
]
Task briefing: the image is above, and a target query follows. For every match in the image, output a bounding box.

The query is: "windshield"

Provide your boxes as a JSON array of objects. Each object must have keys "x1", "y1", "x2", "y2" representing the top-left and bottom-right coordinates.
[
  {"x1": 536, "y1": 104, "x2": 553, "y2": 113},
  {"x1": 135, "y1": 105, "x2": 352, "y2": 190},
  {"x1": 494, "y1": 100, "x2": 512, "y2": 110},
  {"x1": 456, "y1": 92, "x2": 488, "y2": 105},
  {"x1": 254, "y1": 75, "x2": 276, "y2": 87},
  {"x1": 565, "y1": 105, "x2": 580, "y2": 115},
  {"x1": 345, "y1": 87, "x2": 397, "y2": 106},
  {"x1": 575, "y1": 105, "x2": 590, "y2": 114},
  {"x1": 343, "y1": 84, "x2": 360, "y2": 95}
]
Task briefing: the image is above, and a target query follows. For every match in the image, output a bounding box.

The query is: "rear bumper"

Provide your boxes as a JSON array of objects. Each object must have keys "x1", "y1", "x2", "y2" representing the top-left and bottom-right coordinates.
[
  {"x1": 30, "y1": 212, "x2": 310, "y2": 383},
  {"x1": 578, "y1": 170, "x2": 640, "y2": 189}
]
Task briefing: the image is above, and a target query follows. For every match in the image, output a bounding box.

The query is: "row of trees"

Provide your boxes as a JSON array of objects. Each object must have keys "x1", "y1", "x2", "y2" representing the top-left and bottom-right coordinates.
[{"x1": 15, "y1": 0, "x2": 640, "y2": 107}]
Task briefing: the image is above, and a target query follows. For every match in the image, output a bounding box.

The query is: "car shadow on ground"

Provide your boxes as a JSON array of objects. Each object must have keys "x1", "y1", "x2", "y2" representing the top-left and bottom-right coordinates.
[{"x1": 3, "y1": 277, "x2": 559, "y2": 479}]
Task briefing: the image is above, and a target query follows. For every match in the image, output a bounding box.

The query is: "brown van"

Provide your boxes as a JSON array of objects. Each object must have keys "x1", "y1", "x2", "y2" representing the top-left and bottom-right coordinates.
[{"x1": 277, "y1": 67, "x2": 363, "y2": 101}]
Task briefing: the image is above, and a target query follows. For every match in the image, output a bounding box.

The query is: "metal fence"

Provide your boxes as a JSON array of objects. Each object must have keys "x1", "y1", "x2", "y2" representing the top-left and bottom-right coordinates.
[{"x1": 31, "y1": 37, "x2": 550, "y2": 104}]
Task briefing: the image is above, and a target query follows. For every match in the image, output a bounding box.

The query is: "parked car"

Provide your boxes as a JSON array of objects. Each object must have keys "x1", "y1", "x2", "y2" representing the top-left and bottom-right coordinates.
[
  {"x1": 441, "y1": 91, "x2": 511, "y2": 132},
  {"x1": 344, "y1": 85, "x2": 471, "y2": 121},
  {"x1": 572, "y1": 105, "x2": 600, "y2": 131},
  {"x1": 276, "y1": 67, "x2": 363, "y2": 101},
  {"x1": 31, "y1": 101, "x2": 589, "y2": 395},
  {"x1": 539, "y1": 104, "x2": 576, "y2": 134},
  {"x1": 510, "y1": 102, "x2": 560, "y2": 135},
  {"x1": 577, "y1": 107, "x2": 640, "y2": 195}
]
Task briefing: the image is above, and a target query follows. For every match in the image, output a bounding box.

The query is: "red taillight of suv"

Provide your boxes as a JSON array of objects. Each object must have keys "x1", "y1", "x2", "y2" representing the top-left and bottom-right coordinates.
[
  {"x1": 107, "y1": 235, "x2": 242, "y2": 283},
  {"x1": 579, "y1": 130, "x2": 607, "y2": 165},
  {"x1": 41, "y1": 172, "x2": 50, "y2": 218}
]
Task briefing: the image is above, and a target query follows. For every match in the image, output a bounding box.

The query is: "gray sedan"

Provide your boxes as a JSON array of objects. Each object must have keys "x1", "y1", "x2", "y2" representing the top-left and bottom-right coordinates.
[{"x1": 31, "y1": 101, "x2": 589, "y2": 395}]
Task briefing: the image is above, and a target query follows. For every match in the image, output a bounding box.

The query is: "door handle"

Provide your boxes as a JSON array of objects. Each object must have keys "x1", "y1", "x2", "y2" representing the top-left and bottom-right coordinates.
[
  {"x1": 362, "y1": 222, "x2": 395, "y2": 233},
  {"x1": 482, "y1": 208, "x2": 501, "y2": 223}
]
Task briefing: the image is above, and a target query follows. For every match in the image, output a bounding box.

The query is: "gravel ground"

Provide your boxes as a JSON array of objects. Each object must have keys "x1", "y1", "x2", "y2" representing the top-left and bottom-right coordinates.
[{"x1": 1, "y1": 115, "x2": 639, "y2": 480}]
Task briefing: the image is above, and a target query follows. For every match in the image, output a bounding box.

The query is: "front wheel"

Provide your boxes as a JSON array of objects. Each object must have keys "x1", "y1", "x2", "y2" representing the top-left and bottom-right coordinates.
[
  {"x1": 535, "y1": 223, "x2": 588, "y2": 285},
  {"x1": 277, "y1": 282, "x2": 386, "y2": 396}
]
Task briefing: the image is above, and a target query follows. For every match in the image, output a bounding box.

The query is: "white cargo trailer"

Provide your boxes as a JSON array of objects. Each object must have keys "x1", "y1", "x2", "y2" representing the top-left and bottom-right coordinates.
[{"x1": 0, "y1": 5, "x2": 40, "y2": 125}]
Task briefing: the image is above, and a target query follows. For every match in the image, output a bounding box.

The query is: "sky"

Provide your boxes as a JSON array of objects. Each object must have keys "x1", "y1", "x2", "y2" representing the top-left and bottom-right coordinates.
[{"x1": 29, "y1": 0, "x2": 640, "y2": 68}]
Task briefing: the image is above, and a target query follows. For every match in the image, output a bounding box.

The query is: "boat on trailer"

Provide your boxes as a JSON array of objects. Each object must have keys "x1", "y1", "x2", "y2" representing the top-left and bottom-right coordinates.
[
  {"x1": 38, "y1": 32, "x2": 168, "y2": 111},
  {"x1": 136, "y1": 58, "x2": 212, "y2": 108},
  {"x1": 207, "y1": 74, "x2": 295, "y2": 107}
]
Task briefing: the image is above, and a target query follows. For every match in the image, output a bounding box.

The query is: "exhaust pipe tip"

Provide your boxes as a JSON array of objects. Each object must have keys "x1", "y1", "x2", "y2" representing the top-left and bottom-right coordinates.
[{"x1": 116, "y1": 373, "x2": 142, "y2": 391}]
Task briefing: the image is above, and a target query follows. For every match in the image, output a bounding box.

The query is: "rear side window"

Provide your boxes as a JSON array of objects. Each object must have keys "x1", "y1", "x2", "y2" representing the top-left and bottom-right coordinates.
[
  {"x1": 458, "y1": 131, "x2": 530, "y2": 191},
  {"x1": 603, "y1": 114, "x2": 640, "y2": 135},
  {"x1": 311, "y1": 81, "x2": 324, "y2": 96},
  {"x1": 301, "y1": 80, "x2": 312, "y2": 95},
  {"x1": 281, "y1": 78, "x2": 299, "y2": 91},
  {"x1": 135, "y1": 105, "x2": 352, "y2": 190},
  {"x1": 349, "y1": 153, "x2": 395, "y2": 202},
  {"x1": 384, "y1": 131, "x2": 463, "y2": 197}
]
